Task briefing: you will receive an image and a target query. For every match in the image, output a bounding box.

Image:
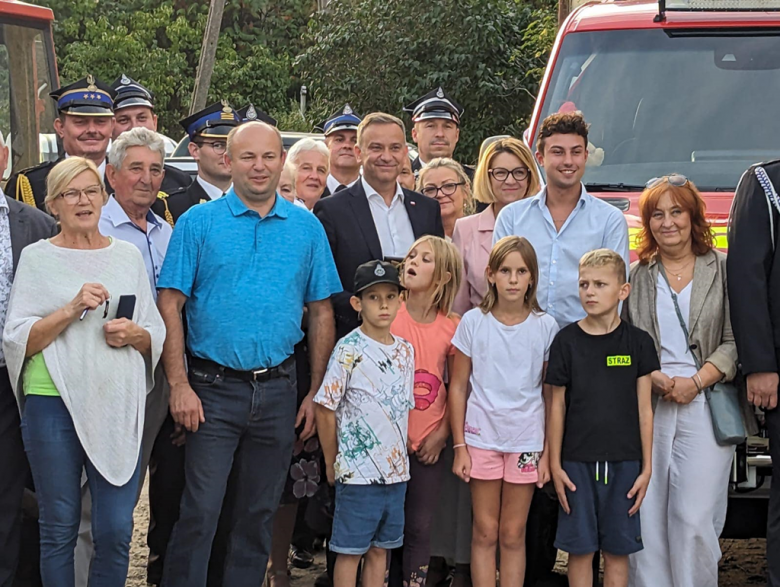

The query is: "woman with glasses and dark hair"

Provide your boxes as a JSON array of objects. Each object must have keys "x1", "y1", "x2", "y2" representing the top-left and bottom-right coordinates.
[
  {"x1": 417, "y1": 158, "x2": 474, "y2": 240},
  {"x1": 624, "y1": 174, "x2": 754, "y2": 587},
  {"x1": 2, "y1": 157, "x2": 165, "y2": 587},
  {"x1": 451, "y1": 137, "x2": 540, "y2": 316}
]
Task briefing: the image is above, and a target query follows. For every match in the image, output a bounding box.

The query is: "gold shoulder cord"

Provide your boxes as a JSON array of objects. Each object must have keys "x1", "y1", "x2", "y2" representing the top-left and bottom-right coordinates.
[
  {"x1": 157, "y1": 190, "x2": 175, "y2": 228},
  {"x1": 16, "y1": 175, "x2": 36, "y2": 208}
]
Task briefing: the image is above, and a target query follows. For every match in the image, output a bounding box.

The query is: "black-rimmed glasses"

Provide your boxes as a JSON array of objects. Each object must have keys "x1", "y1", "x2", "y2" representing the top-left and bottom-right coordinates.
[
  {"x1": 421, "y1": 182, "x2": 465, "y2": 199},
  {"x1": 489, "y1": 167, "x2": 529, "y2": 182},
  {"x1": 195, "y1": 141, "x2": 227, "y2": 155}
]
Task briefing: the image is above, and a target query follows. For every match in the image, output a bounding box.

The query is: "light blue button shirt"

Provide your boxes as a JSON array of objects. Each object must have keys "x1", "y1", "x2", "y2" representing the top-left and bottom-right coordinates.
[
  {"x1": 493, "y1": 186, "x2": 629, "y2": 328},
  {"x1": 99, "y1": 195, "x2": 172, "y2": 299}
]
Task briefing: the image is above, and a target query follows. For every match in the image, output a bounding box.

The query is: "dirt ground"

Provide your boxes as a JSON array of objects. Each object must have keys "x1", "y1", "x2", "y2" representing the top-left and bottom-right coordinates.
[{"x1": 125, "y1": 482, "x2": 769, "y2": 587}]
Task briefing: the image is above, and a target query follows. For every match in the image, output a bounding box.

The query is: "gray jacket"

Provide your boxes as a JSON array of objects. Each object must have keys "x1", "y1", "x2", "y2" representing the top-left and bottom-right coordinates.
[
  {"x1": 6, "y1": 195, "x2": 58, "y2": 274},
  {"x1": 625, "y1": 249, "x2": 757, "y2": 433}
]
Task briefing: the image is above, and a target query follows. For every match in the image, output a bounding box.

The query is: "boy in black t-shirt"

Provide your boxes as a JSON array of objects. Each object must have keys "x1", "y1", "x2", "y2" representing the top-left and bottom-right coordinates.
[{"x1": 546, "y1": 249, "x2": 658, "y2": 587}]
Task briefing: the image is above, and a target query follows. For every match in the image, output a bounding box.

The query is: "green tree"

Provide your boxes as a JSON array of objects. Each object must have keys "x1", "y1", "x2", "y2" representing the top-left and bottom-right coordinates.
[{"x1": 296, "y1": 0, "x2": 556, "y2": 163}]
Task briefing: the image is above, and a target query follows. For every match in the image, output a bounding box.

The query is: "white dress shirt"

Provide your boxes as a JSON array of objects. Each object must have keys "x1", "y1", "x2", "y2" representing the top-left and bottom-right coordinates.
[
  {"x1": 197, "y1": 176, "x2": 225, "y2": 200},
  {"x1": 65, "y1": 153, "x2": 106, "y2": 178},
  {"x1": 362, "y1": 177, "x2": 415, "y2": 258},
  {"x1": 326, "y1": 174, "x2": 358, "y2": 195}
]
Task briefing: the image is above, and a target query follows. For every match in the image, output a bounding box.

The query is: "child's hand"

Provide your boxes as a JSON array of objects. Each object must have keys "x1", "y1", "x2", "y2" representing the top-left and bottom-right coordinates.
[
  {"x1": 536, "y1": 453, "x2": 551, "y2": 488},
  {"x1": 452, "y1": 447, "x2": 471, "y2": 482},
  {"x1": 628, "y1": 470, "x2": 651, "y2": 516},
  {"x1": 651, "y1": 370, "x2": 675, "y2": 396},
  {"x1": 552, "y1": 467, "x2": 576, "y2": 514},
  {"x1": 325, "y1": 463, "x2": 336, "y2": 486},
  {"x1": 416, "y1": 426, "x2": 448, "y2": 465}
]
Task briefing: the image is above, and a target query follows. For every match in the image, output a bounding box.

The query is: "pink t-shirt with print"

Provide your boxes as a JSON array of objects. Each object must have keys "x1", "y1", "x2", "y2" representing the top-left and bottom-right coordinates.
[{"x1": 391, "y1": 302, "x2": 459, "y2": 450}]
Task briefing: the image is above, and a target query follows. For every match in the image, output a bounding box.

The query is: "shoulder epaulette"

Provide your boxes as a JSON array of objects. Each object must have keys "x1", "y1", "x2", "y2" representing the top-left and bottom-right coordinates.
[{"x1": 15, "y1": 174, "x2": 36, "y2": 208}]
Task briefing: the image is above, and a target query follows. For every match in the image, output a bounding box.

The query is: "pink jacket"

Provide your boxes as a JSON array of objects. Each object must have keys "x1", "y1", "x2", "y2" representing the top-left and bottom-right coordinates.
[{"x1": 451, "y1": 206, "x2": 496, "y2": 315}]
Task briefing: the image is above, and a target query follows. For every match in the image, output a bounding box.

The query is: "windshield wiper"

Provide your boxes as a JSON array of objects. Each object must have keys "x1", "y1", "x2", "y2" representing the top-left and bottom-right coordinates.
[{"x1": 584, "y1": 183, "x2": 645, "y2": 192}]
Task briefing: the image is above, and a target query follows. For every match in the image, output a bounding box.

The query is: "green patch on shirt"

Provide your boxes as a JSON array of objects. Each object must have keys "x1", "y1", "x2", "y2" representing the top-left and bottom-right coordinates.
[{"x1": 606, "y1": 355, "x2": 632, "y2": 367}]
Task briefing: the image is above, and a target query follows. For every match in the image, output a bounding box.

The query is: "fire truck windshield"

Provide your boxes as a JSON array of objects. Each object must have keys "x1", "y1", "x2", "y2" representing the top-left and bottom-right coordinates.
[
  {"x1": 536, "y1": 28, "x2": 780, "y2": 191},
  {"x1": 0, "y1": 19, "x2": 57, "y2": 180}
]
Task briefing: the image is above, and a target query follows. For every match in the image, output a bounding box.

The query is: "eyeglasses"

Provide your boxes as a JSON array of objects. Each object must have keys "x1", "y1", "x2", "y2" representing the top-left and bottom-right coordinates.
[
  {"x1": 58, "y1": 185, "x2": 103, "y2": 203},
  {"x1": 645, "y1": 174, "x2": 689, "y2": 189},
  {"x1": 420, "y1": 182, "x2": 464, "y2": 199},
  {"x1": 196, "y1": 141, "x2": 227, "y2": 155},
  {"x1": 489, "y1": 167, "x2": 529, "y2": 182}
]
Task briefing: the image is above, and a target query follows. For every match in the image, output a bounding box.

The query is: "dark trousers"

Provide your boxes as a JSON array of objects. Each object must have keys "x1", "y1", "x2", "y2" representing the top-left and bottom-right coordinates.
[
  {"x1": 161, "y1": 363, "x2": 297, "y2": 587},
  {"x1": 0, "y1": 366, "x2": 26, "y2": 587},
  {"x1": 146, "y1": 414, "x2": 186, "y2": 586},
  {"x1": 768, "y1": 406, "x2": 780, "y2": 587}
]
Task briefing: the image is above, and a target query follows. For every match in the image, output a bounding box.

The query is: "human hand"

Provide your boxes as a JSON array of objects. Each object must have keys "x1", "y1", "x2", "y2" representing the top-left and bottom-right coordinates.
[
  {"x1": 628, "y1": 470, "x2": 651, "y2": 516},
  {"x1": 552, "y1": 466, "x2": 576, "y2": 514},
  {"x1": 169, "y1": 382, "x2": 205, "y2": 432},
  {"x1": 103, "y1": 318, "x2": 141, "y2": 348},
  {"x1": 415, "y1": 425, "x2": 448, "y2": 465},
  {"x1": 66, "y1": 282, "x2": 109, "y2": 320},
  {"x1": 747, "y1": 372, "x2": 779, "y2": 410},
  {"x1": 664, "y1": 376, "x2": 699, "y2": 405},
  {"x1": 296, "y1": 394, "x2": 317, "y2": 441},
  {"x1": 171, "y1": 423, "x2": 186, "y2": 447},
  {"x1": 536, "y1": 452, "x2": 551, "y2": 488},
  {"x1": 452, "y1": 446, "x2": 471, "y2": 482},
  {"x1": 651, "y1": 370, "x2": 675, "y2": 396}
]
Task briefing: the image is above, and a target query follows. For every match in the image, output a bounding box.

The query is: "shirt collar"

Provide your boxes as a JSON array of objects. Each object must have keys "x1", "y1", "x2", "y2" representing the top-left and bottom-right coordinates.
[
  {"x1": 362, "y1": 177, "x2": 404, "y2": 204},
  {"x1": 536, "y1": 184, "x2": 589, "y2": 210},
  {"x1": 326, "y1": 173, "x2": 358, "y2": 195},
  {"x1": 103, "y1": 194, "x2": 163, "y2": 230},
  {"x1": 478, "y1": 205, "x2": 496, "y2": 232},
  {"x1": 0, "y1": 189, "x2": 8, "y2": 212},
  {"x1": 196, "y1": 175, "x2": 225, "y2": 200},
  {"x1": 225, "y1": 187, "x2": 289, "y2": 219}
]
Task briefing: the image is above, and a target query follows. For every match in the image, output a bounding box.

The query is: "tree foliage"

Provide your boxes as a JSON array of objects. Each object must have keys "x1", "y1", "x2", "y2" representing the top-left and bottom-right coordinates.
[
  {"x1": 30, "y1": 0, "x2": 556, "y2": 153},
  {"x1": 296, "y1": 0, "x2": 556, "y2": 163}
]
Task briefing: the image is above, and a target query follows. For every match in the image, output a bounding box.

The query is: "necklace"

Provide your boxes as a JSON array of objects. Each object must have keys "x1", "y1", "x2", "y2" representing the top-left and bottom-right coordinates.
[{"x1": 663, "y1": 257, "x2": 695, "y2": 281}]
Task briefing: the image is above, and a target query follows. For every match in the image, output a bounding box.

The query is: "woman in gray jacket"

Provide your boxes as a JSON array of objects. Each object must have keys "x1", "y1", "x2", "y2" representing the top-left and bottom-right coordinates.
[{"x1": 625, "y1": 175, "x2": 753, "y2": 587}]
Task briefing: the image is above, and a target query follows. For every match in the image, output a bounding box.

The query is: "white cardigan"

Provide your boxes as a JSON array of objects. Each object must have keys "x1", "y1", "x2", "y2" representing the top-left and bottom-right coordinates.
[{"x1": 3, "y1": 238, "x2": 165, "y2": 486}]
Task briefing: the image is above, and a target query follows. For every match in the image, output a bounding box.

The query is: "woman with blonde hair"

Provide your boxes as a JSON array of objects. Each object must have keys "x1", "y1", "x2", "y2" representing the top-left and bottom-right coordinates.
[
  {"x1": 451, "y1": 138, "x2": 540, "y2": 316},
  {"x1": 417, "y1": 158, "x2": 474, "y2": 240},
  {"x1": 3, "y1": 157, "x2": 165, "y2": 586}
]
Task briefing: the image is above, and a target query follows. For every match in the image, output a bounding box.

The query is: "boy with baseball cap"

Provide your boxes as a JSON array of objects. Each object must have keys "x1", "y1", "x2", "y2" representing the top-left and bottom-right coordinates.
[{"x1": 315, "y1": 260, "x2": 415, "y2": 587}]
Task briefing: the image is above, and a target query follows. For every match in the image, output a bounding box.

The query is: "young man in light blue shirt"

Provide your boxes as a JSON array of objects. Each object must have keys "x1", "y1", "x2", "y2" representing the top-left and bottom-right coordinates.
[{"x1": 493, "y1": 112, "x2": 629, "y2": 328}]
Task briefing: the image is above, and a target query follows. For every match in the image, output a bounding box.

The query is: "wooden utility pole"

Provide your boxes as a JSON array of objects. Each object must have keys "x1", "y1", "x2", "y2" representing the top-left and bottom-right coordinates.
[
  {"x1": 558, "y1": 0, "x2": 572, "y2": 27},
  {"x1": 190, "y1": 0, "x2": 226, "y2": 115}
]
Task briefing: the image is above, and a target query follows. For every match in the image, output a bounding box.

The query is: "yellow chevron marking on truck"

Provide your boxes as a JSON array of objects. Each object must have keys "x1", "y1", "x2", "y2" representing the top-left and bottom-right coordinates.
[{"x1": 627, "y1": 226, "x2": 728, "y2": 251}]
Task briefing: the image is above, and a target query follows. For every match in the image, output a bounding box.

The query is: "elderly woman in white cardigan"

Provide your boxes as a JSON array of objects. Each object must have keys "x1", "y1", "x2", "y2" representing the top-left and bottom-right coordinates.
[
  {"x1": 624, "y1": 175, "x2": 756, "y2": 587},
  {"x1": 2, "y1": 157, "x2": 165, "y2": 587}
]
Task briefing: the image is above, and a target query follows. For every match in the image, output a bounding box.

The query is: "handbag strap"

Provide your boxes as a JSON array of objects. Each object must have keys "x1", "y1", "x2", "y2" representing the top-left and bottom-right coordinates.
[{"x1": 657, "y1": 263, "x2": 702, "y2": 372}]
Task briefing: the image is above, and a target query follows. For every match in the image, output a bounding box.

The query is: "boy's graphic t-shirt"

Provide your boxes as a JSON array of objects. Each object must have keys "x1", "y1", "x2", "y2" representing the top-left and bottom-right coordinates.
[
  {"x1": 545, "y1": 320, "x2": 660, "y2": 462},
  {"x1": 390, "y1": 302, "x2": 459, "y2": 450},
  {"x1": 451, "y1": 308, "x2": 559, "y2": 453},
  {"x1": 314, "y1": 328, "x2": 415, "y2": 485}
]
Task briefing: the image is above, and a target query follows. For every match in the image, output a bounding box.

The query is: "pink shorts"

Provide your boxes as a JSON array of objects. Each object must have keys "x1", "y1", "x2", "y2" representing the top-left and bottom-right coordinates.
[{"x1": 468, "y1": 446, "x2": 540, "y2": 484}]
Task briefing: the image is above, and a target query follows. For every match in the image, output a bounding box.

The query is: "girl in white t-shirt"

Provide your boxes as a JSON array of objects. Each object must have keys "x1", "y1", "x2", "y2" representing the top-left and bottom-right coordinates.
[{"x1": 448, "y1": 236, "x2": 559, "y2": 587}]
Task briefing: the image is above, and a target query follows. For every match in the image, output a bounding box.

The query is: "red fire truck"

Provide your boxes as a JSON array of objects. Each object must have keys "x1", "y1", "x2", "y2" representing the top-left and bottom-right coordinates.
[
  {"x1": 527, "y1": 0, "x2": 779, "y2": 543},
  {"x1": 0, "y1": 0, "x2": 58, "y2": 181}
]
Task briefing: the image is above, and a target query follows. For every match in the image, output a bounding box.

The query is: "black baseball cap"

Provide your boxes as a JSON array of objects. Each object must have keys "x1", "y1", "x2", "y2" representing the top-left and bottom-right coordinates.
[{"x1": 354, "y1": 260, "x2": 401, "y2": 294}]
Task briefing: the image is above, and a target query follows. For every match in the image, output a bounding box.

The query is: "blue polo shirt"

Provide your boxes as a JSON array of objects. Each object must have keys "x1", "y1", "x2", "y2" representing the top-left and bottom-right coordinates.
[{"x1": 158, "y1": 189, "x2": 342, "y2": 370}]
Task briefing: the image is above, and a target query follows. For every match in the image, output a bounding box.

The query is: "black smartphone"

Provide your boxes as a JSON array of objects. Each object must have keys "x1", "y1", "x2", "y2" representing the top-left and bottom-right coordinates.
[{"x1": 116, "y1": 295, "x2": 136, "y2": 320}]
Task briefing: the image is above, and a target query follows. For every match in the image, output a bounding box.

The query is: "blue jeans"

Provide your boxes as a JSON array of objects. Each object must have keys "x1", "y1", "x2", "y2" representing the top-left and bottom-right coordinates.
[
  {"x1": 21, "y1": 395, "x2": 141, "y2": 587},
  {"x1": 162, "y1": 362, "x2": 297, "y2": 587}
]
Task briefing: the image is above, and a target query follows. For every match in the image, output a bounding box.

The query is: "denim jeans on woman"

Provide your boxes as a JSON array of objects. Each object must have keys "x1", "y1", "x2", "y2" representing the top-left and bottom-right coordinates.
[{"x1": 21, "y1": 395, "x2": 141, "y2": 587}]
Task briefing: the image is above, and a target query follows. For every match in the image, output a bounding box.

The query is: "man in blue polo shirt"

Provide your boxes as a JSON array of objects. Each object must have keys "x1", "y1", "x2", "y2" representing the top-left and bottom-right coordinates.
[{"x1": 156, "y1": 120, "x2": 342, "y2": 587}]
